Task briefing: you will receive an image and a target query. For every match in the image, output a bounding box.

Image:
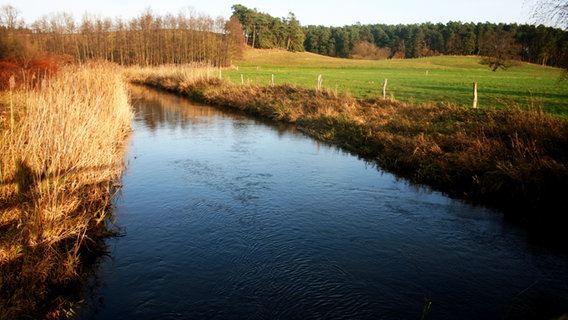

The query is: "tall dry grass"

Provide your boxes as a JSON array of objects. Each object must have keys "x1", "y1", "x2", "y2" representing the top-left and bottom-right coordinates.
[
  {"x1": 124, "y1": 63, "x2": 222, "y2": 93},
  {"x1": 129, "y1": 65, "x2": 568, "y2": 222},
  {"x1": 0, "y1": 61, "x2": 132, "y2": 318}
]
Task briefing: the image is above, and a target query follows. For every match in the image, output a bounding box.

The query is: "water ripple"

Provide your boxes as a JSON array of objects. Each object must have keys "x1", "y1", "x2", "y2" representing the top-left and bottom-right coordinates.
[{"x1": 88, "y1": 86, "x2": 568, "y2": 320}]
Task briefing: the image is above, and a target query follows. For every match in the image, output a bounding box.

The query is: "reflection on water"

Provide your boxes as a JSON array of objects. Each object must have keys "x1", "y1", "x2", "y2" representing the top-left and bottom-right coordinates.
[
  {"x1": 130, "y1": 85, "x2": 296, "y2": 138},
  {"x1": 84, "y1": 85, "x2": 567, "y2": 319}
]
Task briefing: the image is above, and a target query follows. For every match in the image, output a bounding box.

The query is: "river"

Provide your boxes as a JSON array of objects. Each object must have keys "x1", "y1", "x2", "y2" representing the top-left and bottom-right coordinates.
[{"x1": 83, "y1": 85, "x2": 567, "y2": 319}]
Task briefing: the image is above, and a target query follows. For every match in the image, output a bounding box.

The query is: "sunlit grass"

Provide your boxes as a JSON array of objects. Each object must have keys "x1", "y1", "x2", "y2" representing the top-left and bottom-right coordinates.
[{"x1": 225, "y1": 49, "x2": 567, "y2": 117}]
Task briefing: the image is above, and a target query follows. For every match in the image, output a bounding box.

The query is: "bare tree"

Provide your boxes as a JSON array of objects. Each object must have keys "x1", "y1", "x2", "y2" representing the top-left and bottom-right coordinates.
[
  {"x1": 531, "y1": 0, "x2": 568, "y2": 29},
  {"x1": 0, "y1": 5, "x2": 24, "y2": 29},
  {"x1": 350, "y1": 41, "x2": 391, "y2": 60},
  {"x1": 478, "y1": 29, "x2": 522, "y2": 71},
  {"x1": 5, "y1": 6, "x2": 233, "y2": 67},
  {"x1": 530, "y1": 0, "x2": 568, "y2": 76},
  {"x1": 225, "y1": 16, "x2": 245, "y2": 60}
]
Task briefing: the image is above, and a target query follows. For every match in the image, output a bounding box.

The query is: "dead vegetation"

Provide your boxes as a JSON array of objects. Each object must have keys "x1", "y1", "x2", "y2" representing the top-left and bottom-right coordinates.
[{"x1": 0, "y1": 61, "x2": 132, "y2": 318}]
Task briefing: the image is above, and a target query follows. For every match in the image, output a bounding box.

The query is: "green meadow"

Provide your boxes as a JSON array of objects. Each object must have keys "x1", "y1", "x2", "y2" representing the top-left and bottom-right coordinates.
[{"x1": 226, "y1": 50, "x2": 568, "y2": 117}]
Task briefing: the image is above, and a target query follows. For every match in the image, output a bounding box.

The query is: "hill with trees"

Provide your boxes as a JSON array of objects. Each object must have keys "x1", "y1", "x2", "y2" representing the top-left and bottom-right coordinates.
[
  {"x1": 303, "y1": 22, "x2": 567, "y2": 67},
  {"x1": 231, "y1": 5, "x2": 567, "y2": 69},
  {"x1": 231, "y1": 4, "x2": 305, "y2": 52}
]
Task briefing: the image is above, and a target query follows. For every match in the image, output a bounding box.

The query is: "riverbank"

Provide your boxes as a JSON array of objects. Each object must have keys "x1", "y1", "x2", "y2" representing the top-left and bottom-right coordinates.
[
  {"x1": 0, "y1": 62, "x2": 132, "y2": 318},
  {"x1": 127, "y1": 66, "x2": 567, "y2": 223}
]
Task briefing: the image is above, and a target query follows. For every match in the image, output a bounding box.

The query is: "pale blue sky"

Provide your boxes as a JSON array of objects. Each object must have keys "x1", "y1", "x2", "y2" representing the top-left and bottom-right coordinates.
[{"x1": 7, "y1": 0, "x2": 536, "y2": 26}]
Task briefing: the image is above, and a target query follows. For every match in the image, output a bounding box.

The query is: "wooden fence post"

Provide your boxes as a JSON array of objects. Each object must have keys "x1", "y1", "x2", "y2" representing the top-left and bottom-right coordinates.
[
  {"x1": 241, "y1": 74, "x2": 244, "y2": 85},
  {"x1": 317, "y1": 74, "x2": 323, "y2": 91},
  {"x1": 382, "y1": 79, "x2": 388, "y2": 99},
  {"x1": 473, "y1": 82, "x2": 478, "y2": 108}
]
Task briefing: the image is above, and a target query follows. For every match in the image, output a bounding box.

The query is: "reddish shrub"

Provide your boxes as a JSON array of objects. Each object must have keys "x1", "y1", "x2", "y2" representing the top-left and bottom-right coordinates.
[
  {"x1": 0, "y1": 54, "x2": 73, "y2": 90},
  {"x1": 0, "y1": 60, "x2": 20, "y2": 90},
  {"x1": 392, "y1": 51, "x2": 406, "y2": 59}
]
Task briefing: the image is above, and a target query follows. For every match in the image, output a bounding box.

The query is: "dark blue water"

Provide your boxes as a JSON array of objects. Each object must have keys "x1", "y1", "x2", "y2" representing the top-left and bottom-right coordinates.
[{"x1": 85, "y1": 85, "x2": 567, "y2": 319}]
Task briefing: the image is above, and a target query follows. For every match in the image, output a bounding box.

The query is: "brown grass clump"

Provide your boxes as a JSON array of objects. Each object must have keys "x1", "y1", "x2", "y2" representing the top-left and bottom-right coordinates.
[
  {"x1": 359, "y1": 103, "x2": 568, "y2": 210},
  {"x1": 128, "y1": 66, "x2": 568, "y2": 222},
  {"x1": 0, "y1": 61, "x2": 132, "y2": 318},
  {"x1": 124, "y1": 63, "x2": 219, "y2": 92}
]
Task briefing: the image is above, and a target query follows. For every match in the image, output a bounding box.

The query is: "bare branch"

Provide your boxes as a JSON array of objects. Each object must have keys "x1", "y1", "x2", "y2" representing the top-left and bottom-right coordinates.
[
  {"x1": 531, "y1": 0, "x2": 568, "y2": 29},
  {"x1": 0, "y1": 5, "x2": 24, "y2": 29}
]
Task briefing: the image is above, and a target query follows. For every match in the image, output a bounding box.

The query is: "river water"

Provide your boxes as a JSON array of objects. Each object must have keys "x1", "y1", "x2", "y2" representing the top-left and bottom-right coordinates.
[{"x1": 85, "y1": 85, "x2": 567, "y2": 319}]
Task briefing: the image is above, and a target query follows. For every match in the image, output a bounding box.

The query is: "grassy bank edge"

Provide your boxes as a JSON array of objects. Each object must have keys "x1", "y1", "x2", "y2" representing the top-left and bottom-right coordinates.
[
  {"x1": 0, "y1": 62, "x2": 132, "y2": 318},
  {"x1": 127, "y1": 66, "x2": 568, "y2": 226},
  {"x1": 229, "y1": 50, "x2": 568, "y2": 118}
]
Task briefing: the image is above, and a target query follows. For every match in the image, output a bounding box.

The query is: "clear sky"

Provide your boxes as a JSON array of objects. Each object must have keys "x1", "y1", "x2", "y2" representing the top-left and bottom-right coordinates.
[{"x1": 7, "y1": 0, "x2": 536, "y2": 27}]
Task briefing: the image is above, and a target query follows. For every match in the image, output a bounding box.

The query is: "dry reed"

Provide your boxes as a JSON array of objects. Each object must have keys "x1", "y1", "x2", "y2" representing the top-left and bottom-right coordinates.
[
  {"x1": 124, "y1": 63, "x2": 220, "y2": 93},
  {"x1": 0, "y1": 61, "x2": 132, "y2": 318}
]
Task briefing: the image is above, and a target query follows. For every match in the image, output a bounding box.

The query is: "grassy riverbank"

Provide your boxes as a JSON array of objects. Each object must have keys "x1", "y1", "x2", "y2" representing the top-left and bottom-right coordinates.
[
  {"x1": 127, "y1": 64, "x2": 568, "y2": 223},
  {"x1": 0, "y1": 62, "x2": 132, "y2": 318},
  {"x1": 227, "y1": 49, "x2": 568, "y2": 118}
]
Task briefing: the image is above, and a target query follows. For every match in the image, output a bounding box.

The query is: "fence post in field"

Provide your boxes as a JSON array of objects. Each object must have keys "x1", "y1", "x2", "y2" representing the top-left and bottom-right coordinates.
[
  {"x1": 271, "y1": 74, "x2": 275, "y2": 87},
  {"x1": 473, "y1": 82, "x2": 478, "y2": 108},
  {"x1": 382, "y1": 79, "x2": 388, "y2": 100},
  {"x1": 317, "y1": 74, "x2": 323, "y2": 91},
  {"x1": 241, "y1": 74, "x2": 244, "y2": 85}
]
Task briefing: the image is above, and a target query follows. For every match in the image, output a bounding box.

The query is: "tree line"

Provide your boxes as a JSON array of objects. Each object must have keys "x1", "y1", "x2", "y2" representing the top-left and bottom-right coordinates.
[
  {"x1": 303, "y1": 22, "x2": 567, "y2": 67},
  {"x1": 1, "y1": 4, "x2": 567, "y2": 69},
  {"x1": 0, "y1": 6, "x2": 244, "y2": 66},
  {"x1": 231, "y1": 5, "x2": 568, "y2": 68}
]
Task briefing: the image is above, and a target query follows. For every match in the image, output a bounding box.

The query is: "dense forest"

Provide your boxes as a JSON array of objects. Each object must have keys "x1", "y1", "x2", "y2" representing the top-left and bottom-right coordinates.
[
  {"x1": 302, "y1": 22, "x2": 567, "y2": 66},
  {"x1": 0, "y1": 4, "x2": 567, "y2": 68}
]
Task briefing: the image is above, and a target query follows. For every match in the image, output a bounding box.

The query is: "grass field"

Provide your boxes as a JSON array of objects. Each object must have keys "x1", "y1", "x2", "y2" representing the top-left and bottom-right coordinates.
[{"x1": 225, "y1": 49, "x2": 568, "y2": 117}]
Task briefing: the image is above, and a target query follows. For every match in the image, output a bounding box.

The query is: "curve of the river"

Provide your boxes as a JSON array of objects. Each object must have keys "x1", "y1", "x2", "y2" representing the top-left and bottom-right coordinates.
[{"x1": 84, "y1": 85, "x2": 567, "y2": 319}]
